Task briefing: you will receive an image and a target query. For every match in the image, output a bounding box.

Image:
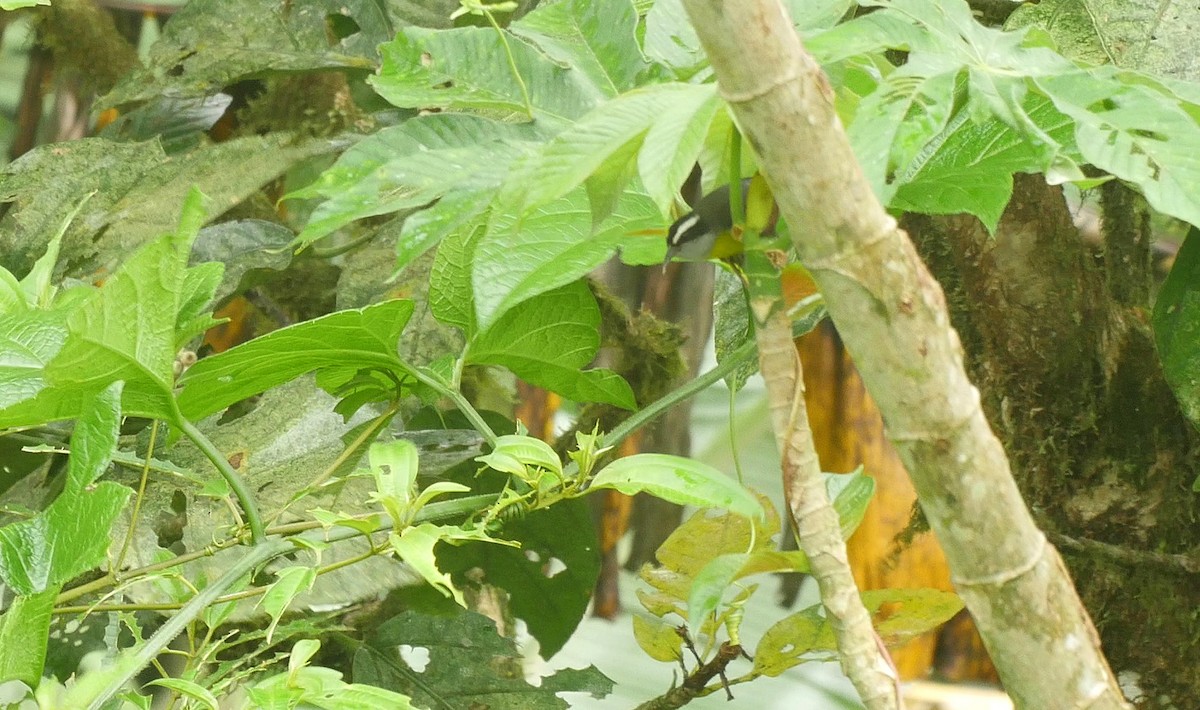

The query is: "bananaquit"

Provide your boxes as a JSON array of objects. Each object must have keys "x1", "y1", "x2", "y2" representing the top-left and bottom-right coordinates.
[{"x1": 665, "y1": 180, "x2": 752, "y2": 262}]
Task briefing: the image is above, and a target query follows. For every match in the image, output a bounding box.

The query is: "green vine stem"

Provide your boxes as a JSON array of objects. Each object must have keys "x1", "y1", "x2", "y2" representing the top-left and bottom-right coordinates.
[
  {"x1": 81, "y1": 538, "x2": 290, "y2": 710},
  {"x1": 603, "y1": 296, "x2": 824, "y2": 453},
  {"x1": 54, "y1": 493, "x2": 500, "y2": 606},
  {"x1": 603, "y1": 337, "x2": 756, "y2": 451},
  {"x1": 73, "y1": 490, "x2": 501, "y2": 708},
  {"x1": 404, "y1": 363, "x2": 499, "y2": 445},
  {"x1": 174, "y1": 414, "x2": 266, "y2": 544}
]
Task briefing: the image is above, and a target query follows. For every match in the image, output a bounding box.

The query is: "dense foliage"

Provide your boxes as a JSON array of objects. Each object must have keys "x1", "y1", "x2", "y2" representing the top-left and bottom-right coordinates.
[{"x1": 1, "y1": 0, "x2": 1198, "y2": 706}]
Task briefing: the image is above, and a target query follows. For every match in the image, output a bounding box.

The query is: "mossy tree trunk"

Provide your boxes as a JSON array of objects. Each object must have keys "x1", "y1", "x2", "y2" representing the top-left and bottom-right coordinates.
[{"x1": 905, "y1": 174, "x2": 1200, "y2": 704}]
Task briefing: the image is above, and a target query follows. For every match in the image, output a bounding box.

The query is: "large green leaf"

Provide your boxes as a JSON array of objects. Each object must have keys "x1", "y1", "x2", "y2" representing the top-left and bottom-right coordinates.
[
  {"x1": 1038, "y1": 71, "x2": 1200, "y2": 229},
  {"x1": 590, "y1": 454, "x2": 764, "y2": 521},
  {"x1": 0, "y1": 136, "x2": 335, "y2": 276},
  {"x1": 517, "y1": 83, "x2": 715, "y2": 211},
  {"x1": 806, "y1": 0, "x2": 1083, "y2": 203},
  {"x1": 359, "y1": 610, "x2": 612, "y2": 708},
  {"x1": 441, "y1": 500, "x2": 600, "y2": 658},
  {"x1": 472, "y1": 186, "x2": 661, "y2": 330},
  {"x1": 891, "y1": 95, "x2": 1079, "y2": 231},
  {"x1": 0, "y1": 383, "x2": 129, "y2": 596},
  {"x1": 753, "y1": 588, "x2": 963, "y2": 676},
  {"x1": 468, "y1": 282, "x2": 636, "y2": 410},
  {"x1": 175, "y1": 300, "x2": 415, "y2": 421},
  {"x1": 511, "y1": 0, "x2": 648, "y2": 98},
  {"x1": 0, "y1": 192, "x2": 215, "y2": 426},
  {"x1": 1153, "y1": 227, "x2": 1200, "y2": 431},
  {"x1": 292, "y1": 115, "x2": 543, "y2": 245},
  {"x1": 101, "y1": 0, "x2": 395, "y2": 106},
  {"x1": 371, "y1": 26, "x2": 597, "y2": 124}
]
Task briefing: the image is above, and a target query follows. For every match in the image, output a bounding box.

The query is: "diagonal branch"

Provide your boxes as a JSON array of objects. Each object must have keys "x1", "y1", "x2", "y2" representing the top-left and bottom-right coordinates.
[
  {"x1": 755, "y1": 306, "x2": 899, "y2": 709},
  {"x1": 679, "y1": 1, "x2": 1131, "y2": 707}
]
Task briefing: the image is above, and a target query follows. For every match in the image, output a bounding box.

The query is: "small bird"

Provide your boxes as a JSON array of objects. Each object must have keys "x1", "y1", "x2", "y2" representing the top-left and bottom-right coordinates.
[{"x1": 664, "y1": 181, "x2": 750, "y2": 262}]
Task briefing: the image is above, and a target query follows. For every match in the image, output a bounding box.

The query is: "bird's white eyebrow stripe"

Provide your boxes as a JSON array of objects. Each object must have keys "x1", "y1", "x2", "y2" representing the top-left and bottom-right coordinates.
[{"x1": 668, "y1": 214, "x2": 701, "y2": 245}]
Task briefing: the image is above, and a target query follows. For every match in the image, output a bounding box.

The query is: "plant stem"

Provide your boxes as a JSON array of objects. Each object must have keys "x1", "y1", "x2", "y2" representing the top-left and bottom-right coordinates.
[
  {"x1": 484, "y1": 8, "x2": 533, "y2": 116},
  {"x1": 113, "y1": 419, "x2": 159, "y2": 574},
  {"x1": 175, "y1": 416, "x2": 266, "y2": 544},
  {"x1": 80, "y1": 538, "x2": 291, "y2": 710},
  {"x1": 604, "y1": 337, "x2": 756, "y2": 451},
  {"x1": 405, "y1": 364, "x2": 498, "y2": 445},
  {"x1": 55, "y1": 494, "x2": 499, "y2": 606}
]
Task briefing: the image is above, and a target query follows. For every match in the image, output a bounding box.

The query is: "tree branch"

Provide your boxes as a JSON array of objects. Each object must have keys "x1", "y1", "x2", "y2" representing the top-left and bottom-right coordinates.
[
  {"x1": 756, "y1": 306, "x2": 899, "y2": 709},
  {"x1": 679, "y1": 1, "x2": 1130, "y2": 707}
]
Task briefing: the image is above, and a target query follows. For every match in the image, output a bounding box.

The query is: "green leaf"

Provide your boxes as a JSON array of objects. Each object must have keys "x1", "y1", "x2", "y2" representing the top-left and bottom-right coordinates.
[
  {"x1": 0, "y1": 191, "x2": 213, "y2": 428},
  {"x1": 371, "y1": 26, "x2": 596, "y2": 123},
  {"x1": 31, "y1": 191, "x2": 209, "y2": 420},
  {"x1": 637, "y1": 501, "x2": 780, "y2": 614},
  {"x1": 175, "y1": 300, "x2": 415, "y2": 421},
  {"x1": 510, "y1": 0, "x2": 648, "y2": 97},
  {"x1": 0, "y1": 383, "x2": 129, "y2": 596},
  {"x1": 361, "y1": 610, "x2": 613, "y2": 706},
  {"x1": 293, "y1": 115, "x2": 541, "y2": 246},
  {"x1": 713, "y1": 270, "x2": 756, "y2": 392},
  {"x1": 430, "y1": 227, "x2": 482, "y2": 336},
  {"x1": 19, "y1": 191, "x2": 92, "y2": 310},
  {"x1": 395, "y1": 190, "x2": 493, "y2": 274},
  {"x1": 368, "y1": 439, "x2": 421, "y2": 523},
  {"x1": 0, "y1": 591, "x2": 56, "y2": 687},
  {"x1": 441, "y1": 500, "x2": 600, "y2": 658},
  {"x1": 642, "y1": 0, "x2": 707, "y2": 77},
  {"x1": 808, "y1": 0, "x2": 1084, "y2": 211},
  {"x1": 867, "y1": 587, "x2": 964, "y2": 646},
  {"x1": 754, "y1": 588, "x2": 963, "y2": 676},
  {"x1": 146, "y1": 678, "x2": 219, "y2": 710},
  {"x1": 827, "y1": 468, "x2": 875, "y2": 540},
  {"x1": 1153, "y1": 226, "x2": 1200, "y2": 428},
  {"x1": 101, "y1": 0, "x2": 394, "y2": 106},
  {"x1": 467, "y1": 282, "x2": 636, "y2": 409},
  {"x1": 478, "y1": 435, "x2": 563, "y2": 477},
  {"x1": 257, "y1": 566, "x2": 318, "y2": 645},
  {"x1": 1038, "y1": 71, "x2": 1200, "y2": 229},
  {"x1": 637, "y1": 88, "x2": 723, "y2": 216},
  {"x1": 687, "y1": 550, "x2": 810, "y2": 632},
  {"x1": 891, "y1": 95, "x2": 1079, "y2": 231},
  {"x1": 176, "y1": 261, "x2": 225, "y2": 347},
  {"x1": 0, "y1": 310, "x2": 69, "y2": 412},
  {"x1": 191, "y1": 219, "x2": 294, "y2": 303},
  {"x1": 632, "y1": 613, "x2": 682, "y2": 662},
  {"x1": 389, "y1": 524, "x2": 467, "y2": 606},
  {"x1": 519, "y1": 83, "x2": 713, "y2": 209},
  {"x1": 590, "y1": 454, "x2": 764, "y2": 521},
  {"x1": 849, "y1": 68, "x2": 957, "y2": 205},
  {"x1": 753, "y1": 605, "x2": 831, "y2": 675},
  {"x1": 472, "y1": 186, "x2": 661, "y2": 329}
]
